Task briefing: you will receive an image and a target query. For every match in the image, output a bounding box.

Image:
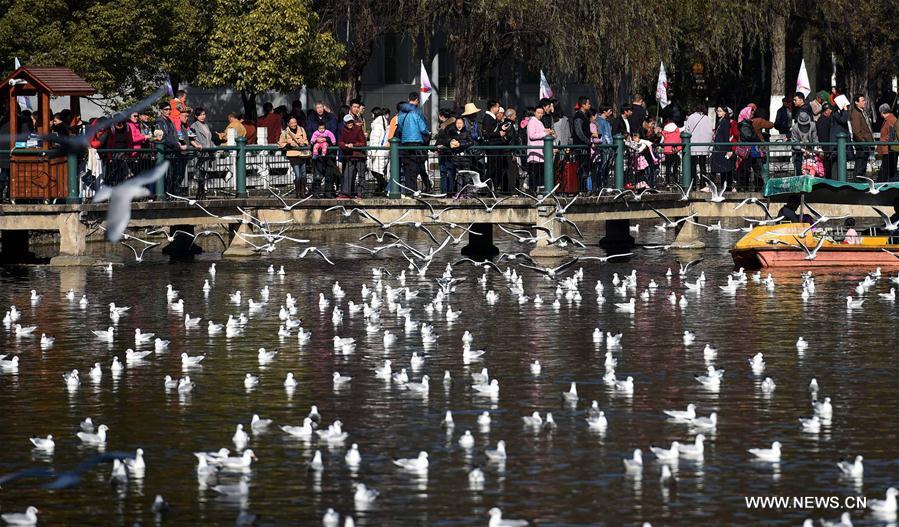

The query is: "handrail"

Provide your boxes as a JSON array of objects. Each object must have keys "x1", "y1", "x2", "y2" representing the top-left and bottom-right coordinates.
[{"x1": 4, "y1": 132, "x2": 898, "y2": 202}]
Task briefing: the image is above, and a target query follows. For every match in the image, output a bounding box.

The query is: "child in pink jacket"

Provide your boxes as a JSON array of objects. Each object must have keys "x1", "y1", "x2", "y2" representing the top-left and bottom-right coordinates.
[{"x1": 310, "y1": 122, "x2": 336, "y2": 158}]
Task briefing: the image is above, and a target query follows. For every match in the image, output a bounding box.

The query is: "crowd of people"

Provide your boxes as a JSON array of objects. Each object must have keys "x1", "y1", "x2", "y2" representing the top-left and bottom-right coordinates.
[{"x1": 2, "y1": 87, "x2": 898, "y2": 201}]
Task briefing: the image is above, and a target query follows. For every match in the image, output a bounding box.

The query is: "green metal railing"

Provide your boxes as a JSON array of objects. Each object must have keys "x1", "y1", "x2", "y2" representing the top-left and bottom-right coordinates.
[{"x1": 5, "y1": 132, "x2": 897, "y2": 202}]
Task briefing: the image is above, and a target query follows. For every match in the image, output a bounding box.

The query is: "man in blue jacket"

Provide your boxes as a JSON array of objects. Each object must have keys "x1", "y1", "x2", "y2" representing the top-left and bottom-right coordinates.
[{"x1": 397, "y1": 92, "x2": 432, "y2": 192}]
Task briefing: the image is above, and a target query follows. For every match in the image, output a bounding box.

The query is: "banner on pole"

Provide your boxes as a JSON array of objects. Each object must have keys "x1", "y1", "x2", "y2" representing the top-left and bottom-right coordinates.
[
  {"x1": 796, "y1": 59, "x2": 811, "y2": 98},
  {"x1": 539, "y1": 70, "x2": 553, "y2": 100},
  {"x1": 656, "y1": 62, "x2": 669, "y2": 109},
  {"x1": 419, "y1": 60, "x2": 433, "y2": 105}
]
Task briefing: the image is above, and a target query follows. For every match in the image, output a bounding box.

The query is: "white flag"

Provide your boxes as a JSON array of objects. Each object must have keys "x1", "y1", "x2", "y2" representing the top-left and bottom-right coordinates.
[
  {"x1": 796, "y1": 59, "x2": 811, "y2": 98},
  {"x1": 419, "y1": 60, "x2": 433, "y2": 105},
  {"x1": 13, "y1": 57, "x2": 33, "y2": 111},
  {"x1": 655, "y1": 62, "x2": 669, "y2": 109},
  {"x1": 539, "y1": 70, "x2": 553, "y2": 100}
]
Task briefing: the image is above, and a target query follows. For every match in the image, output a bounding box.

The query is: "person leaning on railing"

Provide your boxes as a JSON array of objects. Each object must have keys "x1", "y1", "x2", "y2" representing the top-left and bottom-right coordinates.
[
  {"x1": 190, "y1": 108, "x2": 215, "y2": 200},
  {"x1": 526, "y1": 106, "x2": 554, "y2": 193},
  {"x1": 445, "y1": 115, "x2": 475, "y2": 192},
  {"x1": 435, "y1": 109, "x2": 457, "y2": 194},
  {"x1": 278, "y1": 117, "x2": 311, "y2": 198},
  {"x1": 338, "y1": 114, "x2": 366, "y2": 199}
]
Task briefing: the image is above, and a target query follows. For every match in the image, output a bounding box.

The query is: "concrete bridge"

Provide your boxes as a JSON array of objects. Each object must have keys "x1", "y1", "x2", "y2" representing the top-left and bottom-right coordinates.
[{"x1": 0, "y1": 193, "x2": 883, "y2": 265}]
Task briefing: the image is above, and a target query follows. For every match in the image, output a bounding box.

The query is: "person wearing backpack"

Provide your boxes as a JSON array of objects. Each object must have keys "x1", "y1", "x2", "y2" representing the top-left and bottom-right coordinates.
[{"x1": 878, "y1": 104, "x2": 898, "y2": 181}]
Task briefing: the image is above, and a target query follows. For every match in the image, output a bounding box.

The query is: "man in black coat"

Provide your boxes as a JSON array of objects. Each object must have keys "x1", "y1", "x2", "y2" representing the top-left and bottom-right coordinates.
[
  {"x1": 792, "y1": 92, "x2": 813, "y2": 125},
  {"x1": 612, "y1": 105, "x2": 634, "y2": 137},
  {"x1": 774, "y1": 97, "x2": 792, "y2": 136},
  {"x1": 481, "y1": 100, "x2": 505, "y2": 190},
  {"x1": 155, "y1": 102, "x2": 186, "y2": 194},
  {"x1": 628, "y1": 94, "x2": 647, "y2": 133},
  {"x1": 572, "y1": 96, "x2": 593, "y2": 191},
  {"x1": 829, "y1": 102, "x2": 851, "y2": 179},
  {"x1": 816, "y1": 104, "x2": 834, "y2": 179}
]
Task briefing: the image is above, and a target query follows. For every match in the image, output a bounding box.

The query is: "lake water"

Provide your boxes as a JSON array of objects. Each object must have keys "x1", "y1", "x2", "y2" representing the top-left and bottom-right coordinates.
[{"x1": 1, "y1": 223, "x2": 898, "y2": 526}]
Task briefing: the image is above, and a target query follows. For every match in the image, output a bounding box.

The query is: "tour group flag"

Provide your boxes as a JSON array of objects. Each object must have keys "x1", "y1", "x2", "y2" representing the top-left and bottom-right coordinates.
[
  {"x1": 419, "y1": 60, "x2": 433, "y2": 105},
  {"x1": 796, "y1": 59, "x2": 811, "y2": 98},
  {"x1": 539, "y1": 70, "x2": 553, "y2": 100},
  {"x1": 655, "y1": 62, "x2": 670, "y2": 109},
  {"x1": 13, "y1": 57, "x2": 32, "y2": 111}
]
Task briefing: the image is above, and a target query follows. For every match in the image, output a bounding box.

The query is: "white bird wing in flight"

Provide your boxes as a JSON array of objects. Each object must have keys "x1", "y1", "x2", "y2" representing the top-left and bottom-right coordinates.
[{"x1": 94, "y1": 162, "x2": 169, "y2": 242}]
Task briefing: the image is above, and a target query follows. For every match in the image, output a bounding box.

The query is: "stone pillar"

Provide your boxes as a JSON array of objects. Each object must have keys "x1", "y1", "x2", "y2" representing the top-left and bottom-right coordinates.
[
  {"x1": 671, "y1": 216, "x2": 706, "y2": 249},
  {"x1": 0, "y1": 230, "x2": 34, "y2": 263},
  {"x1": 50, "y1": 213, "x2": 97, "y2": 266},
  {"x1": 223, "y1": 222, "x2": 257, "y2": 257},
  {"x1": 162, "y1": 224, "x2": 202, "y2": 259},
  {"x1": 460, "y1": 223, "x2": 499, "y2": 259},
  {"x1": 599, "y1": 219, "x2": 635, "y2": 250},
  {"x1": 529, "y1": 219, "x2": 568, "y2": 259}
]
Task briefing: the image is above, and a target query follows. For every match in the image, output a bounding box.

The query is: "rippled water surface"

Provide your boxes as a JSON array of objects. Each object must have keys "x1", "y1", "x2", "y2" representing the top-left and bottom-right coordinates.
[{"x1": 1, "y1": 224, "x2": 899, "y2": 526}]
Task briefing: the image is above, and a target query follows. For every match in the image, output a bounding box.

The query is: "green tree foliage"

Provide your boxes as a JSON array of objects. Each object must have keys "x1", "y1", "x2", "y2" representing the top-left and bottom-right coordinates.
[
  {"x1": 199, "y1": 0, "x2": 346, "y2": 117},
  {"x1": 0, "y1": 0, "x2": 71, "y2": 72},
  {"x1": 0, "y1": 0, "x2": 206, "y2": 105},
  {"x1": 66, "y1": 0, "x2": 208, "y2": 100}
]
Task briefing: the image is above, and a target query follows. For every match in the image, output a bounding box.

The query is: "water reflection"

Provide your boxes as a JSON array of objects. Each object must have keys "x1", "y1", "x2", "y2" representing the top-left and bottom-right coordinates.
[{"x1": 2, "y1": 225, "x2": 899, "y2": 525}]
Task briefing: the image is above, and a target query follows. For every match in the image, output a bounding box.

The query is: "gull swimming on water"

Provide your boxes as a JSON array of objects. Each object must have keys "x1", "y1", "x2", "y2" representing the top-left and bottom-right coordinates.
[
  {"x1": 623, "y1": 449, "x2": 643, "y2": 472},
  {"x1": 30, "y1": 434, "x2": 55, "y2": 452},
  {"x1": 650, "y1": 442, "x2": 680, "y2": 462},
  {"x1": 798, "y1": 415, "x2": 821, "y2": 433},
  {"x1": 868, "y1": 487, "x2": 898, "y2": 516},
  {"x1": 663, "y1": 404, "x2": 696, "y2": 422},
  {"x1": 677, "y1": 434, "x2": 705, "y2": 459},
  {"x1": 562, "y1": 382, "x2": 578, "y2": 402},
  {"x1": 487, "y1": 507, "x2": 528, "y2": 527},
  {"x1": 281, "y1": 418, "x2": 315, "y2": 439},
  {"x1": 748, "y1": 441, "x2": 782, "y2": 462},
  {"x1": 837, "y1": 455, "x2": 864, "y2": 478},
  {"x1": 1, "y1": 507, "x2": 39, "y2": 526},
  {"x1": 393, "y1": 451, "x2": 429, "y2": 472},
  {"x1": 485, "y1": 440, "x2": 507, "y2": 461},
  {"x1": 76, "y1": 424, "x2": 109, "y2": 445}
]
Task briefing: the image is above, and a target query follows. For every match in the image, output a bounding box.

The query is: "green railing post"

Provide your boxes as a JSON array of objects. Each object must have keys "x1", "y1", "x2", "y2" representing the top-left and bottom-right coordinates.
[
  {"x1": 613, "y1": 134, "x2": 625, "y2": 189},
  {"x1": 679, "y1": 131, "x2": 692, "y2": 188},
  {"x1": 761, "y1": 143, "x2": 770, "y2": 183},
  {"x1": 543, "y1": 136, "x2": 554, "y2": 192},
  {"x1": 388, "y1": 138, "x2": 400, "y2": 198},
  {"x1": 835, "y1": 132, "x2": 848, "y2": 182},
  {"x1": 236, "y1": 136, "x2": 247, "y2": 198},
  {"x1": 66, "y1": 152, "x2": 79, "y2": 203},
  {"x1": 154, "y1": 141, "x2": 166, "y2": 200}
]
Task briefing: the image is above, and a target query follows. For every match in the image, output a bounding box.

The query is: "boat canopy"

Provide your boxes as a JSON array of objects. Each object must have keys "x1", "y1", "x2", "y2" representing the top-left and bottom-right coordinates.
[{"x1": 763, "y1": 176, "x2": 899, "y2": 206}]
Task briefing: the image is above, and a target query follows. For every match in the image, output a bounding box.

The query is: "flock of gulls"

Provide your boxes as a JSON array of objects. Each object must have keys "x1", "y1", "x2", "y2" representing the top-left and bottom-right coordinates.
[
  {"x1": 3, "y1": 194, "x2": 899, "y2": 525},
  {"x1": 3, "y1": 84, "x2": 899, "y2": 524}
]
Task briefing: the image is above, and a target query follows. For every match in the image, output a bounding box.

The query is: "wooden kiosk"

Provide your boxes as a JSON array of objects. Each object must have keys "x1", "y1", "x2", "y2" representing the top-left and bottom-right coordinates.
[{"x1": 2, "y1": 66, "x2": 95, "y2": 200}]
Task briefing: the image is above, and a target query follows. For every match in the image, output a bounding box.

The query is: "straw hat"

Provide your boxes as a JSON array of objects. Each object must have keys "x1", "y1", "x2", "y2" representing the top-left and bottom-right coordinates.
[{"x1": 461, "y1": 103, "x2": 481, "y2": 117}]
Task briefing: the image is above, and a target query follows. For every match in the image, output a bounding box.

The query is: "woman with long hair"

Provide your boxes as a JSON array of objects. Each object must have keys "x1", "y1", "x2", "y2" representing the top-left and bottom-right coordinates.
[{"x1": 709, "y1": 106, "x2": 736, "y2": 190}]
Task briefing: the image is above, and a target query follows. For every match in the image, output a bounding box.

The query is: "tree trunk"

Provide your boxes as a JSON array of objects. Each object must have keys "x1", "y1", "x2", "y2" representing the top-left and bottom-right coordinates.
[
  {"x1": 341, "y1": 41, "x2": 374, "y2": 105},
  {"x1": 846, "y1": 50, "x2": 869, "y2": 102},
  {"x1": 241, "y1": 89, "x2": 258, "y2": 121},
  {"x1": 454, "y1": 60, "x2": 478, "y2": 106},
  {"x1": 768, "y1": 14, "x2": 786, "y2": 122}
]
